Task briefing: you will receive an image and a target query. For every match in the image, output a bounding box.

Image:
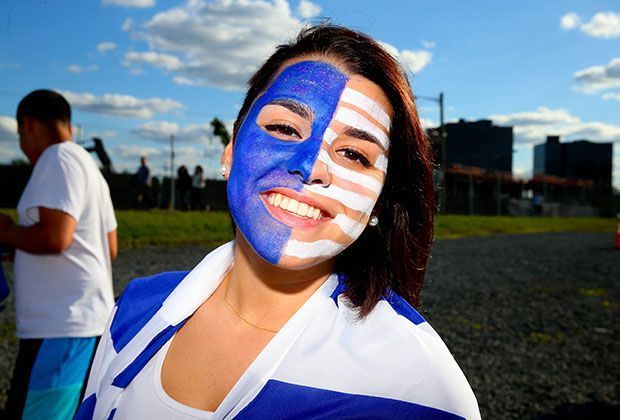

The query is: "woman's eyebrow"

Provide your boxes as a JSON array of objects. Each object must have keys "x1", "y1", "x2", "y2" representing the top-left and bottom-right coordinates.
[
  {"x1": 342, "y1": 126, "x2": 387, "y2": 151},
  {"x1": 268, "y1": 98, "x2": 313, "y2": 120}
]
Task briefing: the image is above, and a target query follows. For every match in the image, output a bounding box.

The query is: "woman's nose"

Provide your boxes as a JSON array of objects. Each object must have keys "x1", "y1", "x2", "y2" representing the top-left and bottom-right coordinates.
[
  {"x1": 289, "y1": 158, "x2": 331, "y2": 187},
  {"x1": 286, "y1": 134, "x2": 331, "y2": 186}
]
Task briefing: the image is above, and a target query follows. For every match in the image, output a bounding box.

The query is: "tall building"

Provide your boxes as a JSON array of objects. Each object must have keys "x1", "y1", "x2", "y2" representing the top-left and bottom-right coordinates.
[
  {"x1": 533, "y1": 135, "x2": 613, "y2": 214},
  {"x1": 533, "y1": 135, "x2": 562, "y2": 176},
  {"x1": 443, "y1": 119, "x2": 513, "y2": 172}
]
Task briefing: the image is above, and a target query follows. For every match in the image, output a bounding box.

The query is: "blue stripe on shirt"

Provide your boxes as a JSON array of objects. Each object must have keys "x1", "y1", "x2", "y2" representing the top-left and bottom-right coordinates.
[{"x1": 236, "y1": 379, "x2": 464, "y2": 419}]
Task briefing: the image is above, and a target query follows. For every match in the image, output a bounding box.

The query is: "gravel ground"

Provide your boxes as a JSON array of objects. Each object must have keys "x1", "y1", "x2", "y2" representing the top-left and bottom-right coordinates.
[{"x1": 1, "y1": 232, "x2": 618, "y2": 418}]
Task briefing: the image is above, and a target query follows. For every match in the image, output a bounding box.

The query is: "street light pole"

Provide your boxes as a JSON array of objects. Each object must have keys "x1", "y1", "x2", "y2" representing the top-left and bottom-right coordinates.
[
  {"x1": 439, "y1": 92, "x2": 446, "y2": 213},
  {"x1": 416, "y1": 92, "x2": 447, "y2": 213},
  {"x1": 170, "y1": 134, "x2": 175, "y2": 211}
]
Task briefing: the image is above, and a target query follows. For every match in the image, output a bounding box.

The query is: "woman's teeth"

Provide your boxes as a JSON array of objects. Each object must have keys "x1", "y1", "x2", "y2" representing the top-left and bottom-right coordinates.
[{"x1": 267, "y1": 193, "x2": 323, "y2": 219}]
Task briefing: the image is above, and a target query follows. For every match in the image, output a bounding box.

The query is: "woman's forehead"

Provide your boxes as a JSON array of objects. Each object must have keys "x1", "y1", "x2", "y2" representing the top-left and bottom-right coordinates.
[
  {"x1": 262, "y1": 60, "x2": 393, "y2": 120},
  {"x1": 262, "y1": 61, "x2": 348, "y2": 105}
]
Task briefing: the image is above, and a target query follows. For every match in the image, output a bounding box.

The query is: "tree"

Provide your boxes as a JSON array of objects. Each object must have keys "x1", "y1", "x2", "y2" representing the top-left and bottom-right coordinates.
[{"x1": 211, "y1": 118, "x2": 230, "y2": 147}]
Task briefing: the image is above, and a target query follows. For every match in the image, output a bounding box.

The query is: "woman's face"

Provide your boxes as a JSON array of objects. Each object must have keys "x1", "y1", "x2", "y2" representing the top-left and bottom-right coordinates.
[{"x1": 224, "y1": 59, "x2": 392, "y2": 269}]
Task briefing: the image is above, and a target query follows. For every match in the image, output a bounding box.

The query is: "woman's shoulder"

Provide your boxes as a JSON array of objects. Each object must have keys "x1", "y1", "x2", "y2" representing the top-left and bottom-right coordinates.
[
  {"x1": 118, "y1": 271, "x2": 190, "y2": 307},
  {"x1": 360, "y1": 292, "x2": 466, "y2": 378},
  {"x1": 337, "y1": 292, "x2": 480, "y2": 418},
  {"x1": 110, "y1": 271, "x2": 190, "y2": 352}
]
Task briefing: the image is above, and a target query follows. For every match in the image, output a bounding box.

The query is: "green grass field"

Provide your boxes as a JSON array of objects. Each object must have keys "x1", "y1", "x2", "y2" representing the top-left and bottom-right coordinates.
[{"x1": 1, "y1": 209, "x2": 616, "y2": 249}]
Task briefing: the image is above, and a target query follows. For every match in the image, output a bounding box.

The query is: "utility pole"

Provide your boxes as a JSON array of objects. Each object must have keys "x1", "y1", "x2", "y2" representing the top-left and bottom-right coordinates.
[
  {"x1": 439, "y1": 92, "x2": 446, "y2": 213},
  {"x1": 170, "y1": 134, "x2": 175, "y2": 211},
  {"x1": 416, "y1": 92, "x2": 447, "y2": 212}
]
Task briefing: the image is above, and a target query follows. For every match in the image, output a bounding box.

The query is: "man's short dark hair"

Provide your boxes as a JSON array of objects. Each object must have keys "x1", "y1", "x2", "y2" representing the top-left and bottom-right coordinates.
[{"x1": 16, "y1": 89, "x2": 71, "y2": 128}]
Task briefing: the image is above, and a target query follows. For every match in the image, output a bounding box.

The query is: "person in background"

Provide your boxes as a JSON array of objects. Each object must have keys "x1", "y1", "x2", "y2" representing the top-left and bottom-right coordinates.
[
  {"x1": 0, "y1": 89, "x2": 118, "y2": 420},
  {"x1": 135, "y1": 156, "x2": 152, "y2": 209},
  {"x1": 532, "y1": 192, "x2": 544, "y2": 216},
  {"x1": 176, "y1": 165, "x2": 192, "y2": 211},
  {"x1": 191, "y1": 165, "x2": 206, "y2": 210}
]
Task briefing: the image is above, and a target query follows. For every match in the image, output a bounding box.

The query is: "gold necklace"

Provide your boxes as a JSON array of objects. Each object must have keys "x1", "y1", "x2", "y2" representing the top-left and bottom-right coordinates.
[{"x1": 224, "y1": 292, "x2": 279, "y2": 334}]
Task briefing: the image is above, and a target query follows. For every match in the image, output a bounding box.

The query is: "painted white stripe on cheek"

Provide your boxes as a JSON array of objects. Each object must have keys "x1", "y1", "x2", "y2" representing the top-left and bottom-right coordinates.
[
  {"x1": 284, "y1": 239, "x2": 346, "y2": 258},
  {"x1": 318, "y1": 150, "x2": 383, "y2": 195},
  {"x1": 305, "y1": 184, "x2": 375, "y2": 214},
  {"x1": 375, "y1": 155, "x2": 388, "y2": 172},
  {"x1": 335, "y1": 108, "x2": 390, "y2": 149},
  {"x1": 323, "y1": 127, "x2": 337, "y2": 145},
  {"x1": 331, "y1": 214, "x2": 366, "y2": 239},
  {"x1": 340, "y1": 87, "x2": 391, "y2": 131}
]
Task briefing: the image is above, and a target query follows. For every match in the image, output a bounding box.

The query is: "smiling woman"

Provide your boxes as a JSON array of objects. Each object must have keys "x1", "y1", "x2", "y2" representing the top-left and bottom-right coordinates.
[{"x1": 76, "y1": 25, "x2": 481, "y2": 419}]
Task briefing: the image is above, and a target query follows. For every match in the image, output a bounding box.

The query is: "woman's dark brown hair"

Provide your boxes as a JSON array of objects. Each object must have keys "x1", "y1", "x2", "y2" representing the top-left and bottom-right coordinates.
[{"x1": 233, "y1": 24, "x2": 436, "y2": 316}]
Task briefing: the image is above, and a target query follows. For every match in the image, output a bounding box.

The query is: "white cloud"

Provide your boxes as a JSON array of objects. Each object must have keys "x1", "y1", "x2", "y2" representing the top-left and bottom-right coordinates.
[
  {"x1": 603, "y1": 91, "x2": 620, "y2": 100},
  {"x1": 173, "y1": 75, "x2": 202, "y2": 86},
  {"x1": 512, "y1": 164, "x2": 531, "y2": 178},
  {"x1": 490, "y1": 107, "x2": 579, "y2": 127},
  {"x1": 489, "y1": 107, "x2": 620, "y2": 145},
  {"x1": 114, "y1": 144, "x2": 162, "y2": 158},
  {"x1": 380, "y1": 41, "x2": 432, "y2": 74},
  {"x1": 560, "y1": 12, "x2": 580, "y2": 30},
  {"x1": 297, "y1": 0, "x2": 321, "y2": 19},
  {"x1": 133, "y1": 120, "x2": 220, "y2": 145},
  {"x1": 0, "y1": 144, "x2": 22, "y2": 161},
  {"x1": 102, "y1": 0, "x2": 155, "y2": 8},
  {"x1": 97, "y1": 42, "x2": 117, "y2": 53},
  {"x1": 581, "y1": 12, "x2": 620, "y2": 39},
  {"x1": 123, "y1": 0, "x2": 431, "y2": 90},
  {"x1": 124, "y1": 51, "x2": 184, "y2": 71},
  {"x1": 60, "y1": 90, "x2": 183, "y2": 119},
  {"x1": 0, "y1": 116, "x2": 18, "y2": 144},
  {"x1": 573, "y1": 57, "x2": 620, "y2": 93},
  {"x1": 85, "y1": 130, "x2": 117, "y2": 140},
  {"x1": 0, "y1": 116, "x2": 20, "y2": 163},
  {"x1": 421, "y1": 40, "x2": 436, "y2": 49},
  {"x1": 122, "y1": 18, "x2": 134, "y2": 31},
  {"x1": 67, "y1": 64, "x2": 99, "y2": 74},
  {"x1": 420, "y1": 117, "x2": 437, "y2": 130},
  {"x1": 400, "y1": 50, "x2": 433, "y2": 74},
  {"x1": 562, "y1": 11, "x2": 620, "y2": 38},
  {"x1": 123, "y1": 0, "x2": 302, "y2": 90}
]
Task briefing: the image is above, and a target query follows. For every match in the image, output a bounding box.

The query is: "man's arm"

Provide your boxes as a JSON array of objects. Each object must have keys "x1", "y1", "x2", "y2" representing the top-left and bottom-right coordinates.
[
  {"x1": 0, "y1": 207, "x2": 76, "y2": 254},
  {"x1": 107, "y1": 228, "x2": 118, "y2": 261}
]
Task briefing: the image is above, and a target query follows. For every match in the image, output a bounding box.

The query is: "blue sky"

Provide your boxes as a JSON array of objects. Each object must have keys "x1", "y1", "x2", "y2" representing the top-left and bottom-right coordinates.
[{"x1": 0, "y1": 0, "x2": 618, "y2": 187}]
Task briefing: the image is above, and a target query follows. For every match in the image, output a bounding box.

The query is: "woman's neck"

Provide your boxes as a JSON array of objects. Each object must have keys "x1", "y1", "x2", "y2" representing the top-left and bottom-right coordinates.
[{"x1": 224, "y1": 234, "x2": 334, "y2": 331}]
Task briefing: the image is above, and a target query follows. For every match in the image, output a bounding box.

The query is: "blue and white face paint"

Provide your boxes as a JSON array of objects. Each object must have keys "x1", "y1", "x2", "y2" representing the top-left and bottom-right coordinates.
[{"x1": 225, "y1": 60, "x2": 392, "y2": 268}]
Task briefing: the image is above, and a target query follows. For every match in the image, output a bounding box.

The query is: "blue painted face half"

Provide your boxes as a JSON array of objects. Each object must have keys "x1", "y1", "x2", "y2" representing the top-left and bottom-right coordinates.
[{"x1": 226, "y1": 61, "x2": 348, "y2": 264}]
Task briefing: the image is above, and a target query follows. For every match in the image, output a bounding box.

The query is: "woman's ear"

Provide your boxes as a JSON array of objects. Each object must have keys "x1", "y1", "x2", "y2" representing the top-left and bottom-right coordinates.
[{"x1": 220, "y1": 139, "x2": 234, "y2": 179}]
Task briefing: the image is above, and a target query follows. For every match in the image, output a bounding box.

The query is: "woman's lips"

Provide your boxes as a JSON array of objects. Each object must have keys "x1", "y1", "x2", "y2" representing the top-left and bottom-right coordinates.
[{"x1": 261, "y1": 190, "x2": 331, "y2": 228}]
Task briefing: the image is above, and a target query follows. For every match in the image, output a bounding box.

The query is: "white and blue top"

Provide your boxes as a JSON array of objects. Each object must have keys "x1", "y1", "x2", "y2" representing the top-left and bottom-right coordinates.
[{"x1": 77, "y1": 241, "x2": 481, "y2": 419}]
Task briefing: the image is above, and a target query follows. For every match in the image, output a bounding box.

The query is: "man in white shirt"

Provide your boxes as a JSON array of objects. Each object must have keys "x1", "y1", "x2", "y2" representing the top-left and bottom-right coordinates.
[{"x1": 0, "y1": 90, "x2": 118, "y2": 419}]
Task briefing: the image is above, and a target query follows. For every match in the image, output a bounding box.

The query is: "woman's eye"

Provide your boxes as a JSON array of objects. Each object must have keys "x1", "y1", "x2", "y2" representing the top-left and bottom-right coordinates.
[
  {"x1": 264, "y1": 123, "x2": 302, "y2": 139},
  {"x1": 337, "y1": 148, "x2": 371, "y2": 168}
]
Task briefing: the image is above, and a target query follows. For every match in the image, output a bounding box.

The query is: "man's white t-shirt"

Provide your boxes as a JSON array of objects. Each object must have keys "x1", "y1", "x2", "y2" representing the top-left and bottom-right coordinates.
[{"x1": 14, "y1": 141, "x2": 117, "y2": 338}]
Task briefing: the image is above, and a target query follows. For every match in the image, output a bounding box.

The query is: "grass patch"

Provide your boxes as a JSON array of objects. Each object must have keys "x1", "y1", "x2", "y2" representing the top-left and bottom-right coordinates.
[
  {"x1": 0, "y1": 320, "x2": 18, "y2": 346},
  {"x1": 1, "y1": 209, "x2": 616, "y2": 249},
  {"x1": 527, "y1": 331, "x2": 565, "y2": 344},
  {"x1": 451, "y1": 315, "x2": 485, "y2": 331},
  {"x1": 116, "y1": 210, "x2": 234, "y2": 249},
  {"x1": 434, "y1": 215, "x2": 616, "y2": 239},
  {"x1": 577, "y1": 287, "x2": 607, "y2": 298}
]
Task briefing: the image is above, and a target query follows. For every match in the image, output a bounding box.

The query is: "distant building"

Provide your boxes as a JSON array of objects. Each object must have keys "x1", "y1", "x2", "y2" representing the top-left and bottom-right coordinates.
[
  {"x1": 441, "y1": 119, "x2": 513, "y2": 172},
  {"x1": 533, "y1": 135, "x2": 613, "y2": 215}
]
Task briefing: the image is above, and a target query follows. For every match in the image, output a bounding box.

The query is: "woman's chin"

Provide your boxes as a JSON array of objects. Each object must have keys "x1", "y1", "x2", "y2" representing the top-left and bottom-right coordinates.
[{"x1": 273, "y1": 254, "x2": 336, "y2": 272}]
